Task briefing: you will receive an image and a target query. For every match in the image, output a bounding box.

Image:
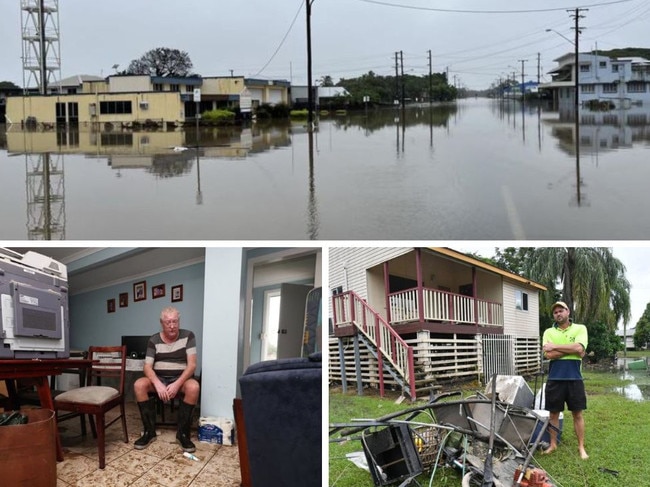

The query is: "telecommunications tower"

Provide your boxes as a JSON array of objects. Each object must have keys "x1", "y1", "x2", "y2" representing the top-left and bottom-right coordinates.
[{"x1": 20, "y1": 0, "x2": 61, "y2": 94}]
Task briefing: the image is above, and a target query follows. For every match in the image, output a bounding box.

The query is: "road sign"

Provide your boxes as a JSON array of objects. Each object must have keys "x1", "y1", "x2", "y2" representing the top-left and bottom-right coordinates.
[{"x1": 193, "y1": 89, "x2": 201, "y2": 102}]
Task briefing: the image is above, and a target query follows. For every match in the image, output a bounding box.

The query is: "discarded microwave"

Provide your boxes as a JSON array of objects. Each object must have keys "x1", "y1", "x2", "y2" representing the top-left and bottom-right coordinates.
[{"x1": 0, "y1": 248, "x2": 70, "y2": 359}]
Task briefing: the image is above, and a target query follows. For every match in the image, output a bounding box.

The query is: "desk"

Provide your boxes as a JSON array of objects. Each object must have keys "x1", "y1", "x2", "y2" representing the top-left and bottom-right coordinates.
[{"x1": 0, "y1": 358, "x2": 94, "y2": 462}]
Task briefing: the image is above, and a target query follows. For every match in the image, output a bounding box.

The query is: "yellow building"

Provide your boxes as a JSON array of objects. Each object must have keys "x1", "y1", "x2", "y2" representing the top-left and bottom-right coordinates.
[{"x1": 6, "y1": 74, "x2": 290, "y2": 128}]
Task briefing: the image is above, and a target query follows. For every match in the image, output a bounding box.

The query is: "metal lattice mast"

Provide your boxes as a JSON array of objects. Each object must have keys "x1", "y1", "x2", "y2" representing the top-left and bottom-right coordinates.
[
  {"x1": 25, "y1": 152, "x2": 66, "y2": 240},
  {"x1": 21, "y1": 0, "x2": 61, "y2": 94}
]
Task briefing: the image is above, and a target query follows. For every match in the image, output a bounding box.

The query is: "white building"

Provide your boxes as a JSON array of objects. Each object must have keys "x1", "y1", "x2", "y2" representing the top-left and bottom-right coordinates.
[{"x1": 541, "y1": 52, "x2": 650, "y2": 109}]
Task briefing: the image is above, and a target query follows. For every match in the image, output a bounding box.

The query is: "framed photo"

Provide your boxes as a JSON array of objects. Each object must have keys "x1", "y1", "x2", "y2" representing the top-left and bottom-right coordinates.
[
  {"x1": 171, "y1": 284, "x2": 183, "y2": 303},
  {"x1": 134, "y1": 281, "x2": 146, "y2": 302},
  {"x1": 107, "y1": 298, "x2": 116, "y2": 313},
  {"x1": 152, "y1": 283, "x2": 166, "y2": 299},
  {"x1": 119, "y1": 292, "x2": 129, "y2": 308}
]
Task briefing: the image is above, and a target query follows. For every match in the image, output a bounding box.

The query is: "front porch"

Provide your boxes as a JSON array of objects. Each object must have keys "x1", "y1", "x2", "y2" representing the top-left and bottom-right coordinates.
[
  {"x1": 332, "y1": 287, "x2": 504, "y2": 338},
  {"x1": 388, "y1": 287, "x2": 504, "y2": 334}
]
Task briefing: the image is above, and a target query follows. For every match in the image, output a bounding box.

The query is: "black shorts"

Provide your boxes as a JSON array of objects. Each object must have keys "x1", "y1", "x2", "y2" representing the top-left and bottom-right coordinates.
[
  {"x1": 157, "y1": 375, "x2": 180, "y2": 386},
  {"x1": 545, "y1": 380, "x2": 587, "y2": 412}
]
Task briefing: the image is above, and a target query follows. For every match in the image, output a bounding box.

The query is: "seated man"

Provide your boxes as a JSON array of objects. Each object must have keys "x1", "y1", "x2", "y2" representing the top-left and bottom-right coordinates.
[{"x1": 133, "y1": 306, "x2": 200, "y2": 452}]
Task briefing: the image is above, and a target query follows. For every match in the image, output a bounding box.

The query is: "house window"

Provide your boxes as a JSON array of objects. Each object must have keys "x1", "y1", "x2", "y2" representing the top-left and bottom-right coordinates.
[
  {"x1": 627, "y1": 81, "x2": 646, "y2": 93},
  {"x1": 153, "y1": 83, "x2": 163, "y2": 92},
  {"x1": 581, "y1": 85, "x2": 595, "y2": 93},
  {"x1": 602, "y1": 83, "x2": 618, "y2": 93},
  {"x1": 515, "y1": 290, "x2": 528, "y2": 311},
  {"x1": 580, "y1": 64, "x2": 590, "y2": 72},
  {"x1": 185, "y1": 85, "x2": 194, "y2": 92},
  {"x1": 169, "y1": 84, "x2": 180, "y2": 92},
  {"x1": 599, "y1": 61, "x2": 607, "y2": 68},
  {"x1": 99, "y1": 100, "x2": 133, "y2": 114},
  {"x1": 332, "y1": 286, "x2": 343, "y2": 295},
  {"x1": 612, "y1": 64, "x2": 620, "y2": 73}
]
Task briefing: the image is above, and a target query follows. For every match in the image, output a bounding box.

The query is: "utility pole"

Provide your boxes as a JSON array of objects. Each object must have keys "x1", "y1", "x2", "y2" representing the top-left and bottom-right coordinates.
[
  {"x1": 400, "y1": 50, "x2": 405, "y2": 107},
  {"x1": 517, "y1": 59, "x2": 527, "y2": 97},
  {"x1": 395, "y1": 52, "x2": 400, "y2": 105},
  {"x1": 537, "y1": 52, "x2": 541, "y2": 84},
  {"x1": 306, "y1": 0, "x2": 315, "y2": 131},
  {"x1": 569, "y1": 7, "x2": 587, "y2": 203},
  {"x1": 428, "y1": 50, "x2": 432, "y2": 104}
]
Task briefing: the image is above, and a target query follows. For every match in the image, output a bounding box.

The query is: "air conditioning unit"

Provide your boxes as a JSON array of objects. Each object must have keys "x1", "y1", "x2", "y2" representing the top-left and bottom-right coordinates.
[{"x1": 139, "y1": 101, "x2": 149, "y2": 109}]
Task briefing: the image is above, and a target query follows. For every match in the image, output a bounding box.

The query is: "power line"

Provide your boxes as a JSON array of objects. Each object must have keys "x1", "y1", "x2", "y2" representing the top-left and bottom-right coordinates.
[
  {"x1": 356, "y1": 0, "x2": 633, "y2": 14},
  {"x1": 253, "y1": 0, "x2": 304, "y2": 77}
]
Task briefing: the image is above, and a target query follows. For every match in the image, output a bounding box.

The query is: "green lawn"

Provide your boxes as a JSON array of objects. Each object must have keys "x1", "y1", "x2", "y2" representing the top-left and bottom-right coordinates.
[{"x1": 329, "y1": 370, "x2": 650, "y2": 486}]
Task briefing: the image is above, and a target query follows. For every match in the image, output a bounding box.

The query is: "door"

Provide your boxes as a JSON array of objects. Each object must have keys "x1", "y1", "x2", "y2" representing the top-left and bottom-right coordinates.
[{"x1": 276, "y1": 283, "x2": 312, "y2": 359}]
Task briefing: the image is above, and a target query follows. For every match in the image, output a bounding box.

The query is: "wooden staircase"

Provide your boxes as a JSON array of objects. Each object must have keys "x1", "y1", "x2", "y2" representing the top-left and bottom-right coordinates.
[{"x1": 332, "y1": 291, "x2": 416, "y2": 400}]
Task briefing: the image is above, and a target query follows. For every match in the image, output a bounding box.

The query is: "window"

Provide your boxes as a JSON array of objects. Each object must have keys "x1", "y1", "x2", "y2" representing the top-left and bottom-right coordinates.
[
  {"x1": 612, "y1": 64, "x2": 620, "y2": 73},
  {"x1": 169, "y1": 84, "x2": 180, "y2": 92},
  {"x1": 515, "y1": 290, "x2": 528, "y2": 311},
  {"x1": 627, "y1": 81, "x2": 646, "y2": 93},
  {"x1": 261, "y1": 290, "x2": 281, "y2": 361},
  {"x1": 581, "y1": 84, "x2": 595, "y2": 93},
  {"x1": 153, "y1": 83, "x2": 163, "y2": 92},
  {"x1": 99, "y1": 100, "x2": 133, "y2": 114},
  {"x1": 602, "y1": 83, "x2": 618, "y2": 93},
  {"x1": 185, "y1": 85, "x2": 194, "y2": 92},
  {"x1": 580, "y1": 64, "x2": 590, "y2": 72},
  {"x1": 599, "y1": 61, "x2": 607, "y2": 68}
]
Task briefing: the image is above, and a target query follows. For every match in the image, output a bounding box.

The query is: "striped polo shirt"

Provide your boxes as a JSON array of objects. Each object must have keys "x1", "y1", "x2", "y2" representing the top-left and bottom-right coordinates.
[{"x1": 145, "y1": 329, "x2": 197, "y2": 378}]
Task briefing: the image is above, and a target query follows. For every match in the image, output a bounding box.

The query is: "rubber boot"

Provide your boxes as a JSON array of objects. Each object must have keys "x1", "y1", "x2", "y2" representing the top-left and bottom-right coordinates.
[
  {"x1": 134, "y1": 397, "x2": 157, "y2": 450},
  {"x1": 176, "y1": 401, "x2": 196, "y2": 453}
]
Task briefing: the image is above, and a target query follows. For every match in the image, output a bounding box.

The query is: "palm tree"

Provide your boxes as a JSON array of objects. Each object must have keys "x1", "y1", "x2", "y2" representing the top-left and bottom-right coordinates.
[{"x1": 524, "y1": 247, "x2": 630, "y2": 329}]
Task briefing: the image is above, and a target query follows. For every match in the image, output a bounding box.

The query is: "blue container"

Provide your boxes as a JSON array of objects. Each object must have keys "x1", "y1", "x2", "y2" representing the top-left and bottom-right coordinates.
[{"x1": 531, "y1": 410, "x2": 563, "y2": 445}]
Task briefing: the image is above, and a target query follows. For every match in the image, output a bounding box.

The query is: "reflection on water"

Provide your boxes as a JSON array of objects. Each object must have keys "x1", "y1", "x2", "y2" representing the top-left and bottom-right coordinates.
[
  {"x1": 612, "y1": 369, "x2": 650, "y2": 401},
  {"x1": 2, "y1": 98, "x2": 650, "y2": 240}
]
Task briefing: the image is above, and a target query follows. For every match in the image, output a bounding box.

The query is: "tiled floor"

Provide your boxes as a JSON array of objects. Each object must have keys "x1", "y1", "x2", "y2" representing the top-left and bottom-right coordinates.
[{"x1": 55, "y1": 402, "x2": 241, "y2": 487}]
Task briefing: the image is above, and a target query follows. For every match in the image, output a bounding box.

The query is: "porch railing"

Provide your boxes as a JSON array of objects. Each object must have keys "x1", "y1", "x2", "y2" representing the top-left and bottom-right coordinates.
[
  {"x1": 332, "y1": 291, "x2": 415, "y2": 399},
  {"x1": 389, "y1": 288, "x2": 503, "y2": 327}
]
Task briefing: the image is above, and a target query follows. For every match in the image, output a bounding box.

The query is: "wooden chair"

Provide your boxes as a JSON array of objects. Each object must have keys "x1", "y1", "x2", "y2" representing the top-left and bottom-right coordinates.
[{"x1": 54, "y1": 345, "x2": 128, "y2": 469}]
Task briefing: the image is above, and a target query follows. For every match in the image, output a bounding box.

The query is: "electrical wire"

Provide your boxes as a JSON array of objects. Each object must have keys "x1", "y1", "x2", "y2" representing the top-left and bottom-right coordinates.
[
  {"x1": 356, "y1": 0, "x2": 635, "y2": 14},
  {"x1": 252, "y1": 0, "x2": 304, "y2": 78}
]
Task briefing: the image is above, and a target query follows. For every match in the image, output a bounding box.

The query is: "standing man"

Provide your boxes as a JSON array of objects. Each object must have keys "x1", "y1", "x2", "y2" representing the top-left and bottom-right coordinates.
[
  {"x1": 134, "y1": 306, "x2": 200, "y2": 453},
  {"x1": 542, "y1": 301, "x2": 589, "y2": 459}
]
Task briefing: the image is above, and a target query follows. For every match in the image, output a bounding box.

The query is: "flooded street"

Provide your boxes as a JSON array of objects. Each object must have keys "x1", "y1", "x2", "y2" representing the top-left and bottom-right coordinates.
[{"x1": 1, "y1": 97, "x2": 650, "y2": 240}]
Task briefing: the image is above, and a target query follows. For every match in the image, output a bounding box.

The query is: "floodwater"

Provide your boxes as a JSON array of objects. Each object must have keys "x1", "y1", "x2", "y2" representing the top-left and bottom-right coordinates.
[
  {"x1": 2, "y1": 97, "x2": 650, "y2": 240},
  {"x1": 606, "y1": 357, "x2": 650, "y2": 401}
]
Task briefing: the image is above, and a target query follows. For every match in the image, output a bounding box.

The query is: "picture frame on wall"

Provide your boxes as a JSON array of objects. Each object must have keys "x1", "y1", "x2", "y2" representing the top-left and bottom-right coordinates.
[
  {"x1": 107, "y1": 298, "x2": 116, "y2": 313},
  {"x1": 152, "y1": 284, "x2": 166, "y2": 299},
  {"x1": 119, "y1": 292, "x2": 128, "y2": 308},
  {"x1": 134, "y1": 281, "x2": 146, "y2": 302},
  {"x1": 171, "y1": 284, "x2": 183, "y2": 303}
]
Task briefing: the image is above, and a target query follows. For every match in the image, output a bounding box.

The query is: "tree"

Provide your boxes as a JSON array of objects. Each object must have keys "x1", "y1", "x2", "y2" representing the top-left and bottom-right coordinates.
[
  {"x1": 523, "y1": 248, "x2": 630, "y2": 330},
  {"x1": 0, "y1": 81, "x2": 21, "y2": 90},
  {"x1": 633, "y1": 303, "x2": 650, "y2": 349},
  {"x1": 319, "y1": 75, "x2": 334, "y2": 87},
  {"x1": 586, "y1": 321, "x2": 623, "y2": 362},
  {"x1": 493, "y1": 247, "x2": 536, "y2": 275},
  {"x1": 127, "y1": 47, "x2": 194, "y2": 77}
]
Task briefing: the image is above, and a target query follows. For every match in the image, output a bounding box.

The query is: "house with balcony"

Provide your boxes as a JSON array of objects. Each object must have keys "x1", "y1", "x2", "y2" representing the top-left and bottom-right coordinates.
[
  {"x1": 328, "y1": 247, "x2": 546, "y2": 400},
  {"x1": 541, "y1": 52, "x2": 650, "y2": 109}
]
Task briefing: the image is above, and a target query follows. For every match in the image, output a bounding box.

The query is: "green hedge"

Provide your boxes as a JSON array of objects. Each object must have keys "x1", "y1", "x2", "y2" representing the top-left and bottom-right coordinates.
[{"x1": 201, "y1": 109, "x2": 236, "y2": 124}]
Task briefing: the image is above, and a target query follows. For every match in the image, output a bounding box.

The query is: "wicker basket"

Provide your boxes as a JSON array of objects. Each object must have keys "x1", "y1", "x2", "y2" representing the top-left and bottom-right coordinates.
[{"x1": 411, "y1": 425, "x2": 440, "y2": 469}]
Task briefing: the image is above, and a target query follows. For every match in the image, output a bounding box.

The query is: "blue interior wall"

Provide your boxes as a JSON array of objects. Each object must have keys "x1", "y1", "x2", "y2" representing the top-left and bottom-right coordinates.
[{"x1": 69, "y1": 261, "x2": 205, "y2": 371}]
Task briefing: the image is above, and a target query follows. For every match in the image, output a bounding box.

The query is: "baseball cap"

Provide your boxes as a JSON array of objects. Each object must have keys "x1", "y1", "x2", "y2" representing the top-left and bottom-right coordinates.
[{"x1": 551, "y1": 301, "x2": 569, "y2": 311}]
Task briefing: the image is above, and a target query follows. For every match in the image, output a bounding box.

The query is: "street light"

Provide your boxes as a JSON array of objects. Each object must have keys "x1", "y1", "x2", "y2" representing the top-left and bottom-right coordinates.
[{"x1": 545, "y1": 28, "x2": 575, "y2": 46}]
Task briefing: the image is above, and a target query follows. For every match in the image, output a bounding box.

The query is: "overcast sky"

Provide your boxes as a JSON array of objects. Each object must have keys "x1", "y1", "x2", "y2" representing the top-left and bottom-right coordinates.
[
  {"x1": 2, "y1": 0, "x2": 650, "y2": 90},
  {"x1": 455, "y1": 244, "x2": 650, "y2": 330}
]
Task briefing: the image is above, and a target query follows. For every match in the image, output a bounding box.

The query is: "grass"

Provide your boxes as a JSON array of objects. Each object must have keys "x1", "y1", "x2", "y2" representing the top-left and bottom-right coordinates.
[{"x1": 329, "y1": 370, "x2": 650, "y2": 487}]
